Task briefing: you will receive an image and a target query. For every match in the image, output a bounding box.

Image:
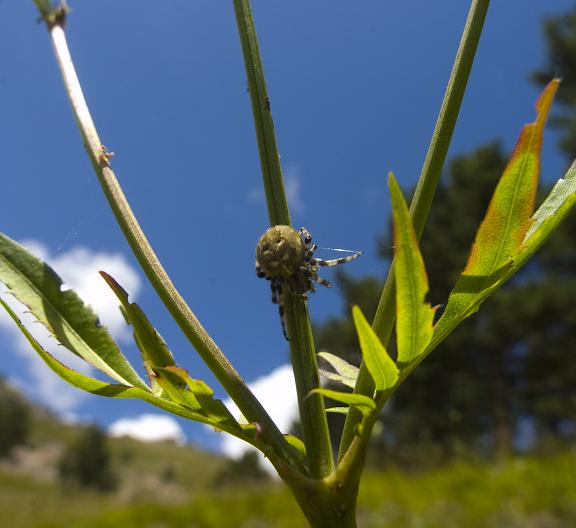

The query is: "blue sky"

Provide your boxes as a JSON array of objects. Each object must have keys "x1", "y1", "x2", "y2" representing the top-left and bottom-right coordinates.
[{"x1": 1, "y1": 1, "x2": 574, "y2": 454}]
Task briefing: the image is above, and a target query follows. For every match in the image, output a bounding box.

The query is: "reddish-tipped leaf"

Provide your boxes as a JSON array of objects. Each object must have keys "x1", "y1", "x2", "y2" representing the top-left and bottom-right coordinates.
[{"x1": 433, "y1": 80, "x2": 560, "y2": 346}]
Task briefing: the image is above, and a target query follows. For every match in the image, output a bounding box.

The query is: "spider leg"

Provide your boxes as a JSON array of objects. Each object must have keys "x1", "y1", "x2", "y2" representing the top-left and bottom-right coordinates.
[
  {"x1": 314, "y1": 274, "x2": 332, "y2": 288},
  {"x1": 271, "y1": 279, "x2": 279, "y2": 304},
  {"x1": 299, "y1": 227, "x2": 313, "y2": 249},
  {"x1": 278, "y1": 302, "x2": 288, "y2": 341},
  {"x1": 305, "y1": 268, "x2": 331, "y2": 289},
  {"x1": 299, "y1": 228, "x2": 319, "y2": 263},
  {"x1": 311, "y1": 251, "x2": 364, "y2": 267},
  {"x1": 304, "y1": 243, "x2": 318, "y2": 263},
  {"x1": 299, "y1": 267, "x2": 318, "y2": 293},
  {"x1": 256, "y1": 263, "x2": 268, "y2": 279},
  {"x1": 270, "y1": 279, "x2": 289, "y2": 340}
]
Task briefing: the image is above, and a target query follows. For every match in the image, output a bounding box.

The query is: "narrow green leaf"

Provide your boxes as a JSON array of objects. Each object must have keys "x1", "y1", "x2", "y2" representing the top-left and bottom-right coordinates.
[
  {"x1": 284, "y1": 434, "x2": 306, "y2": 458},
  {"x1": 465, "y1": 79, "x2": 559, "y2": 272},
  {"x1": 0, "y1": 233, "x2": 147, "y2": 389},
  {"x1": 433, "y1": 80, "x2": 560, "y2": 345},
  {"x1": 522, "y1": 160, "x2": 576, "y2": 244},
  {"x1": 352, "y1": 306, "x2": 399, "y2": 391},
  {"x1": 318, "y1": 351, "x2": 359, "y2": 389},
  {"x1": 153, "y1": 367, "x2": 197, "y2": 408},
  {"x1": 309, "y1": 388, "x2": 376, "y2": 417},
  {"x1": 1, "y1": 298, "x2": 252, "y2": 438},
  {"x1": 326, "y1": 407, "x2": 349, "y2": 415},
  {"x1": 318, "y1": 370, "x2": 356, "y2": 389},
  {"x1": 100, "y1": 271, "x2": 176, "y2": 394},
  {"x1": 318, "y1": 351, "x2": 359, "y2": 379},
  {"x1": 497, "y1": 160, "x2": 576, "y2": 288},
  {"x1": 159, "y1": 366, "x2": 241, "y2": 431},
  {"x1": 388, "y1": 173, "x2": 435, "y2": 363},
  {"x1": 100, "y1": 271, "x2": 175, "y2": 368}
]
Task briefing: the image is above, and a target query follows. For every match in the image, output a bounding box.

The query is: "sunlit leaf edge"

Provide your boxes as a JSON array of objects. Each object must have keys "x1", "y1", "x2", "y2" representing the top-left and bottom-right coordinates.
[
  {"x1": 352, "y1": 306, "x2": 399, "y2": 391},
  {"x1": 388, "y1": 173, "x2": 435, "y2": 364},
  {"x1": 0, "y1": 298, "x2": 250, "y2": 438},
  {"x1": 309, "y1": 387, "x2": 376, "y2": 417},
  {"x1": 0, "y1": 233, "x2": 147, "y2": 389}
]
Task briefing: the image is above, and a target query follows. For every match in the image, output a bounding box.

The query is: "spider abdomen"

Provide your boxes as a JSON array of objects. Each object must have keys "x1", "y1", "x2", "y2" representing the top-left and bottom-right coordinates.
[
  {"x1": 256, "y1": 225, "x2": 304, "y2": 279},
  {"x1": 255, "y1": 225, "x2": 362, "y2": 340}
]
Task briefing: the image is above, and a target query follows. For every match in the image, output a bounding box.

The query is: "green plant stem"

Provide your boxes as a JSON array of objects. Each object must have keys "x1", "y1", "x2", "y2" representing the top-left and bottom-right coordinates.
[
  {"x1": 35, "y1": 2, "x2": 304, "y2": 473},
  {"x1": 338, "y1": 0, "x2": 491, "y2": 461},
  {"x1": 233, "y1": 0, "x2": 334, "y2": 478},
  {"x1": 232, "y1": 0, "x2": 290, "y2": 227},
  {"x1": 271, "y1": 444, "x2": 362, "y2": 528},
  {"x1": 285, "y1": 296, "x2": 335, "y2": 478}
]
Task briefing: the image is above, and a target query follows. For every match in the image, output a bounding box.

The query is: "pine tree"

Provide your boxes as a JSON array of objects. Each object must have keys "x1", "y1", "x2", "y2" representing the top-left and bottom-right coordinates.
[
  {"x1": 0, "y1": 377, "x2": 29, "y2": 458},
  {"x1": 58, "y1": 424, "x2": 118, "y2": 491},
  {"x1": 316, "y1": 140, "x2": 576, "y2": 462},
  {"x1": 533, "y1": 7, "x2": 576, "y2": 159}
]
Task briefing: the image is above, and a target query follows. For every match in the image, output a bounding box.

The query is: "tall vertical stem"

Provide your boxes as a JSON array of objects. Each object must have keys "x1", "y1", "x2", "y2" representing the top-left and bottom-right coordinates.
[
  {"x1": 339, "y1": 0, "x2": 492, "y2": 460},
  {"x1": 233, "y1": 0, "x2": 334, "y2": 477}
]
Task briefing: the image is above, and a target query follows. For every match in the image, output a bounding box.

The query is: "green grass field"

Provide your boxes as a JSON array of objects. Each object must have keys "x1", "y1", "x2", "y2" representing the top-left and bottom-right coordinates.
[
  {"x1": 2, "y1": 446, "x2": 575, "y2": 528},
  {"x1": 1, "y1": 391, "x2": 575, "y2": 527}
]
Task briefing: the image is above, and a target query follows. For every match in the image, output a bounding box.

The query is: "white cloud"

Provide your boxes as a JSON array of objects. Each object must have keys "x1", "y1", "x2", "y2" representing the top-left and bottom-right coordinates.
[
  {"x1": 108, "y1": 414, "x2": 186, "y2": 444},
  {"x1": 246, "y1": 164, "x2": 305, "y2": 213},
  {"x1": 284, "y1": 165, "x2": 304, "y2": 214},
  {"x1": 20, "y1": 240, "x2": 141, "y2": 342},
  {"x1": 0, "y1": 239, "x2": 141, "y2": 414},
  {"x1": 219, "y1": 363, "x2": 298, "y2": 465},
  {"x1": 245, "y1": 185, "x2": 264, "y2": 205}
]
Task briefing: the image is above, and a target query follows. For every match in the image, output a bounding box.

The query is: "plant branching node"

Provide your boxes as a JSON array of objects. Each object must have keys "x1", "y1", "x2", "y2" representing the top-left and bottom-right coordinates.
[{"x1": 38, "y1": 1, "x2": 69, "y2": 29}]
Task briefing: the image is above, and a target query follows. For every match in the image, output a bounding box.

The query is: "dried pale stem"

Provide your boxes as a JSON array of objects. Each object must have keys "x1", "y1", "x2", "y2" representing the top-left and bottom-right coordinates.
[{"x1": 35, "y1": 2, "x2": 302, "y2": 472}]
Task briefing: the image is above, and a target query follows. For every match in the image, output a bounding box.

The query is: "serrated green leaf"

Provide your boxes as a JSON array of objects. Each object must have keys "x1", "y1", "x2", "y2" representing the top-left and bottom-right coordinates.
[
  {"x1": 352, "y1": 306, "x2": 399, "y2": 391},
  {"x1": 433, "y1": 80, "x2": 559, "y2": 347},
  {"x1": 309, "y1": 388, "x2": 376, "y2": 417},
  {"x1": 522, "y1": 160, "x2": 576, "y2": 245},
  {"x1": 101, "y1": 273, "x2": 238, "y2": 434},
  {"x1": 100, "y1": 271, "x2": 175, "y2": 367},
  {"x1": 100, "y1": 271, "x2": 176, "y2": 394},
  {"x1": 0, "y1": 233, "x2": 147, "y2": 389},
  {"x1": 496, "y1": 160, "x2": 576, "y2": 290},
  {"x1": 1, "y1": 297, "x2": 250, "y2": 438},
  {"x1": 465, "y1": 80, "x2": 559, "y2": 272},
  {"x1": 389, "y1": 173, "x2": 435, "y2": 364},
  {"x1": 318, "y1": 351, "x2": 359, "y2": 389},
  {"x1": 153, "y1": 367, "x2": 197, "y2": 408},
  {"x1": 158, "y1": 366, "x2": 241, "y2": 431}
]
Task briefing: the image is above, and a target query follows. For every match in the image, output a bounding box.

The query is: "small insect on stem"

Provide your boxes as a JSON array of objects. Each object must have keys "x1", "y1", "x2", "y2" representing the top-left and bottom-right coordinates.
[
  {"x1": 98, "y1": 144, "x2": 115, "y2": 166},
  {"x1": 255, "y1": 225, "x2": 363, "y2": 340}
]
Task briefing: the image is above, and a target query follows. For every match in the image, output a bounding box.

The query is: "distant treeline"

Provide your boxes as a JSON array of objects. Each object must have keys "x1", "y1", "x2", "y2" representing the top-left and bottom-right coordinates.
[{"x1": 313, "y1": 5, "x2": 576, "y2": 465}]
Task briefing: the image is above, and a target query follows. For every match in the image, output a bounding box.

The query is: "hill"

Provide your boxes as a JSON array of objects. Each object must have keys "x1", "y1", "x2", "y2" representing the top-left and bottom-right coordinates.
[
  {"x1": 1, "y1": 380, "x2": 575, "y2": 527},
  {"x1": 0, "y1": 378, "x2": 229, "y2": 526}
]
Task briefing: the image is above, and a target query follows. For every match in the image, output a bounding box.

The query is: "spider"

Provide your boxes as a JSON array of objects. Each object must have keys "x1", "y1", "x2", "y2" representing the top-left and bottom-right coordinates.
[{"x1": 255, "y1": 225, "x2": 363, "y2": 340}]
